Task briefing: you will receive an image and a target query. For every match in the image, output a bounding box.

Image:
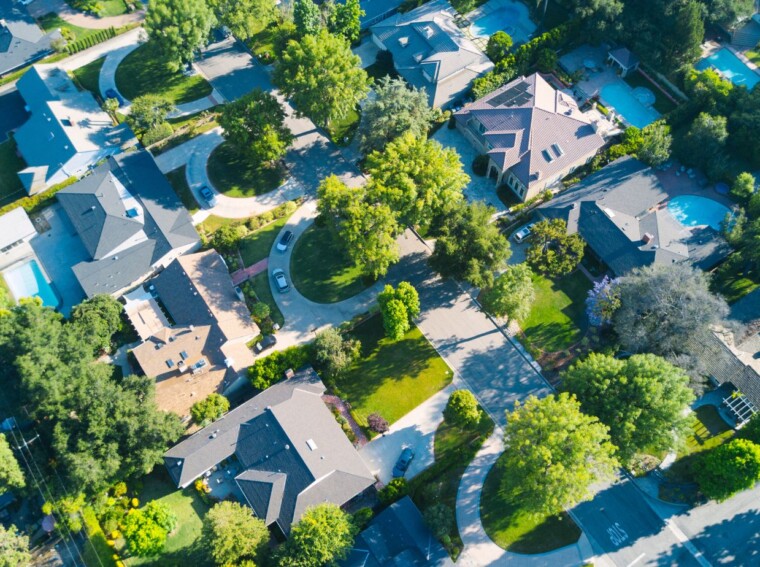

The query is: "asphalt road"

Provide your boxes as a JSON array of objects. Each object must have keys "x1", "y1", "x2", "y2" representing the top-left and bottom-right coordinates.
[
  {"x1": 195, "y1": 37, "x2": 273, "y2": 102},
  {"x1": 572, "y1": 477, "x2": 704, "y2": 567}
]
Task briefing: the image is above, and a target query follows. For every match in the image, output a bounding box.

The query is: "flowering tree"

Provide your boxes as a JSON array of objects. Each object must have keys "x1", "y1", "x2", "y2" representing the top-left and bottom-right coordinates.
[{"x1": 585, "y1": 276, "x2": 621, "y2": 327}]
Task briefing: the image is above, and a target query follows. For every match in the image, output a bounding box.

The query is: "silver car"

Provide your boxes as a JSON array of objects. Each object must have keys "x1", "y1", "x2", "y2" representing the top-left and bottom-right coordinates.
[
  {"x1": 272, "y1": 268, "x2": 290, "y2": 293},
  {"x1": 513, "y1": 222, "x2": 536, "y2": 243}
]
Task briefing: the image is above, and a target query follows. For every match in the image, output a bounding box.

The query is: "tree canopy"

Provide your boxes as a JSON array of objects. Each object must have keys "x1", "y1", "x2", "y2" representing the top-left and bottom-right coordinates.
[
  {"x1": 481, "y1": 263, "x2": 535, "y2": 321},
  {"x1": 211, "y1": 0, "x2": 277, "y2": 41},
  {"x1": 677, "y1": 112, "x2": 729, "y2": 180},
  {"x1": 526, "y1": 219, "x2": 584, "y2": 278},
  {"x1": 697, "y1": 438, "x2": 760, "y2": 501},
  {"x1": 121, "y1": 501, "x2": 177, "y2": 557},
  {"x1": 0, "y1": 524, "x2": 30, "y2": 567},
  {"x1": 562, "y1": 353, "x2": 694, "y2": 463},
  {"x1": 328, "y1": 0, "x2": 363, "y2": 43},
  {"x1": 127, "y1": 94, "x2": 175, "y2": 134},
  {"x1": 190, "y1": 393, "x2": 230, "y2": 426},
  {"x1": 273, "y1": 29, "x2": 369, "y2": 127},
  {"x1": 429, "y1": 202, "x2": 511, "y2": 288},
  {"x1": 0, "y1": 433, "x2": 25, "y2": 493},
  {"x1": 145, "y1": 0, "x2": 216, "y2": 71},
  {"x1": 500, "y1": 393, "x2": 618, "y2": 516},
  {"x1": 69, "y1": 294, "x2": 123, "y2": 355},
  {"x1": 312, "y1": 328, "x2": 361, "y2": 379},
  {"x1": 486, "y1": 31, "x2": 513, "y2": 63},
  {"x1": 377, "y1": 282, "x2": 420, "y2": 340},
  {"x1": 202, "y1": 501, "x2": 269, "y2": 566},
  {"x1": 278, "y1": 503, "x2": 357, "y2": 566},
  {"x1": 294, "y1": 0, "x2": 322, "y2": 36},
  {"x1": 443, "y1": 390, "x2": 481, "y2": 428},
  {"x1": 358, "y1": 77, "x2": 436, "y2": 155}
]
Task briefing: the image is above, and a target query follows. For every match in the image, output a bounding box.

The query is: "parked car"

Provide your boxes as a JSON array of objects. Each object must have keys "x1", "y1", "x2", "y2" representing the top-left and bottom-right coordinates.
[
  {"x1": 254, "y1": 334, "x2": 277, "y2": 353},
  {"x1": 512, "y1": 222, "x2": 536, "y2": 243},
  {"x1": 276, "y1": 230, "x2": 294, "y2": 252},
  {"x1": 272, "y1": 268, "x2": 290, "y2": 293},
  {"x1": 392, "y1": 447, "x2": 415, "y2": 478},
  {"x1": 104, "y1": 88, "x2": 125, "y2": 107},
  {"x1": 199, "y1": 186, "x2": 217, "y2": 208}
]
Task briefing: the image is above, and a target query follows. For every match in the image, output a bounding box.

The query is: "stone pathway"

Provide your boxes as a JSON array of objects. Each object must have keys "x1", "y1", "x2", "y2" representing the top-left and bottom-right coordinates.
[
  {"x1": 231, "y1": 258, "x2": 268, "y2": 286},
  {"x1": 322, "y1": 395, "x2": 369, "y2": 449}
]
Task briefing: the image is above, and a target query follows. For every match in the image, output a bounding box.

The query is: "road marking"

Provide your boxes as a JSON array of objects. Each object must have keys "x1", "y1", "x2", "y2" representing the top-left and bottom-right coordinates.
[
  {"x1": 665, "y1": 519, "x2": 712, "y2": 567},
  {"x1": 627, "y1": 553, "x2": 646, "y2": 566},
  {"x1": 606, "y1": 522, "x2": 629, "y2": 546}
]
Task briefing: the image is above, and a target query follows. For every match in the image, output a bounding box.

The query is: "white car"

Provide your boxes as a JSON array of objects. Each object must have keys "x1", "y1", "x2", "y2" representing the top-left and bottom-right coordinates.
[
  {"x1": 513, "y1": 222, "x2": 536, "y2": 243},
  {"x1": 272, "y1": 268, "x2": 290, "y2": 293}
]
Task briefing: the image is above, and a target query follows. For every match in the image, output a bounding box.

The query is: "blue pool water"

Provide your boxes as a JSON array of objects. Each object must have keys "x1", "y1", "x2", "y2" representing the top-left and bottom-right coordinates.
[
  {"x1": 3, "y1": 259, "x2": 59, "y2": 308},
  {"x1": 667, "y1": 195, "x2": 731, "y2": 231},
  {"x1": 600, "y1": 82, "x2": 660, "y2": 129},
  {"x1": 695, "y1": 48, "x2": 760, "y2": 90},
  {"x1": 470, "y1": 1, "x2": 537, "y2": 44}
]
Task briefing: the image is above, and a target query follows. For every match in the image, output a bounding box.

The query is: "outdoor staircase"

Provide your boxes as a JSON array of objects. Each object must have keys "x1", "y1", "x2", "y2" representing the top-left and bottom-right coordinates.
[{"x1": 731, "y1": 20, "x2": 760, "y2": 49}]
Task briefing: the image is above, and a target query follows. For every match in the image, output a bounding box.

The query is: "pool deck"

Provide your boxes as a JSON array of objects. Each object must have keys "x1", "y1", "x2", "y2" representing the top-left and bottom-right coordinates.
[
  {"x1": 464, "y1": 0, "x2": 537, "y2": 44},
  {"x1": 699, "y1": 40, "x2": 760, "y2": 83},
  {"x1": 653, "y1": 161, "x2": 734, "y2": 210}
]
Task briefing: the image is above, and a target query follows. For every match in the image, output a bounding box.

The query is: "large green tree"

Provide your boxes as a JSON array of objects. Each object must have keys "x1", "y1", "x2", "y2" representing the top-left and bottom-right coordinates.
[
  {"x1": 662, "y1": 0, "x2": 704, "y2": 69},
  {"x1": 697, "y1": 438, "x2": 760, "y2": 501},
  {"x1": 202, "y1": 501, "x2": 269, "y2": 566},
  {"x1": 190, "y1": 393, "x2": 230, "y2": 426},
  {"x1": 273, "y1": 29, "x2": 370, "y2": 127},
  {"x1": 219, "y1": 89, "x2": 294, "y2": 167},
  {"x1": 69, "y1": 294, "x2": 123, "y2": 356},
  {"x1": 211, "y1": 0, "x2": 277, "y2": 41},
  {"x1": 121, "y1": 501, "x2": 177, "y2": 557},
  {"x1": 501, "y1": 393, "x2": 618, "y2": 515},
  {"x1": 0, "y1": 433, "x2": 25, "y2": 492},
  {"x1": 563, "y1": 353, "x2": 694, "y2": 463},
  {"x1": 145, "y1": 0, "x2": 216, "y2": 71},
  {"x1": 0, "y1": 524, "x2": 30, "y2": 567},
  {"x1": 127, "y1": 94, "x2": 175, "y2": 134},
  {"x1": 637, "y1": 120, "x2": 672, "y2": 167},
  {"x1": 328, "y1": 0, "x2": 363, "y2": 43},
  {"x1": 678, "y1": 112, "x2": 728, "y2": 180},
  {"x1": 481, "y1": 263, "x2": 535, "y2": 320},
  {"x1": 429, "y1": 202, "x2": 511, "y2": 288},
  {"x1": 358, "y1": 77, "x2": 436, "y2": 155},
  {"x1": 278, "y1": 503, "x2": 357, "y2": 566},
  {"x1": 485, "y1": 31, "x2": 513, "y2": 63},
  {"x1": 526, "y1": 219, "x2": 584, "y2": 278},
  {"x1": 443, "y1": 389, "x2": 481, "y2": 428},
  {"x1": 366, "y1": 133, "x2": 469, "y2": 228},
  {"x1": 377, "y1": 282, "x2": 420, "y2": 341},
  {"x1": 706, "y1": 0, "x2": 754, "y2": 27},
  {"x1": 312, "y1": 328, "x2": 361, "y2": 379},
  {"x1": 294, "y1": 0, "x2": 322, "y2": 36}
]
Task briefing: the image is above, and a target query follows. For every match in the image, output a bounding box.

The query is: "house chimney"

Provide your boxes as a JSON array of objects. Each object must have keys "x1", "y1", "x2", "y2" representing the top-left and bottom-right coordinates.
[{"x1": 642, "y1": 233, "x2": 654, "y2": 244}]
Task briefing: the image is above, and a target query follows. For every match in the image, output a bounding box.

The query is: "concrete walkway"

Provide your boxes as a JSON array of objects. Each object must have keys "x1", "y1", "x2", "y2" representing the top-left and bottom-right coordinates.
[
  {"x1": 29, "y1": 0, "x2": 145, "y2": 29},
  {"x1": 231, "y1": 258, "x2": 268, "y2": 286},
  {"x1": 58, "y1": 26, "x2": 143, "y2": 72},
  {"x1": 98, "y1": 37, "x2": 141, "y2": 103}
]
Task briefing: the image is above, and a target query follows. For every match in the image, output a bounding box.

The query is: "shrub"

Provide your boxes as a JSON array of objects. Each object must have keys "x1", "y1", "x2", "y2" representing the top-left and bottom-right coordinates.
[
  {"x1": 367, "y1": 412, "x2": 389, "y2": 434},
  {"x1": 423, "y1": 503, "x2": 454, "y2": 540},
  {"x1": 443, "y1": 390, "x2": 481, "y2": 427},
  {"x1": 248, "y1": 345, "x2": 311, "y2": 390},
  {"x1": 352, "y1": 507, "x2": 373, "y2": 529},
  {"x1": 472, "y1": 154, "x2": 490, "y2": 176},
  {"x1": 378, "y1": 477, "x2": 408, "y2": 504},
  {"x1": 112, "y1": 482, "x2": 127, "y2": 497},
  {"x1": 190, "y1": 393, "x2": 230, "y2": 425},
  {"x1": 141, "y1": 122, "x2": 174, "y2": 146}
]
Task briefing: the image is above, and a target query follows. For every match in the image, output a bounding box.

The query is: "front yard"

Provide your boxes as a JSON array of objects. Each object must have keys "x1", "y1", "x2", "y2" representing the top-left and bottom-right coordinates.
[
  {"x1": 206, "y1": 142, "x2": 285, "y2": 198},
  {"x1": 335, "y1": 315, "x2": 453, "y2": 431},
  {"x1": 165, "y1": 167, "x2": 199, "y2": 215},
  {"x1": 115, "y1": 43, "x2": 213, "y2": 105},
  {"x1": 248, "y1": 271, "x2": 284, "y2": 328},
  {"x1": 238, "y1": 215, "x2": 291, "y2": 267},
  {"x1": 71, "y1": 57, "x2": 105, "y2": 97}
]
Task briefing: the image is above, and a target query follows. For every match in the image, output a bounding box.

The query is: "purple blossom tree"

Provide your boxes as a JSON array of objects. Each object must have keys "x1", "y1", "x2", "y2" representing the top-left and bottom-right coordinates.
[
  {"x1": 367, "y1": 413, "x2": 389, "y2": 434},
  {"x1": 586, "y1": 276, "x2": 621, "y2": 327}
]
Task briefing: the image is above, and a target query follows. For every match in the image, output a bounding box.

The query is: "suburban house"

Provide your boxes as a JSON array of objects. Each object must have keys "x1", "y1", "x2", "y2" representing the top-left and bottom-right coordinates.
[
  {"x1": 163, "y1": 368, "x2": 375, "y2": 536},
  {"x1": 0, "y1": 208, "x2": 35, "y2": 269},
  {"x1": 342, "y1": 496, "x2": 453, "y2": 567},
  {"x1": 0, "y1": 0, "x2": 61, "y2": 76},
  {"x1": 454, "y1": 73, "x2": 607, "y2": 202},
  {"x1": 56, "y1": 149, "x2": 200, "y2": 298},
  {"x1": 606, "y1": 46, "x2": 639, "y2": 77},
  {"x1": 370, "y1": 0, "x2": 493, "y2": 109},
  {"x1": 128, "y1": 249, "x2": 259, "y2": 416},
  {"x1": 14, "y1": 64, "x2": 133, "y2": 193},
  {"x1": 537, "y1": 156, "x2": 731, "y2": 276}
]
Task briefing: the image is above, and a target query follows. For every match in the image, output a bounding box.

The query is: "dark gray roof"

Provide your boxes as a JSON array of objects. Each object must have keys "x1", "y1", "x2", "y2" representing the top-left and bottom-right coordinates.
[
  {"x1": 0, "y1": 0, "x2": 60, "y2": 76},
  {"x1": 357, "y1": 0, "x2": 405, "y2": 27},
  {"x1": 58, "y1": 150, "x2": 199, "y2": 297},
  {"x1": 608, "y1": 47, "x2": 639, "y2": 69},
  {"x1": 539, "y1": 156, "x2": 731, "y2": 276},
  {"x1": 342, "y1": 497, "x2": 454, "y2": 567},
  {"x1": 731, "y1": 287, "x2": 760, "y2": 326},
  {"x1": 165, "y1": 368, "x2": 375, "y2": 532}
]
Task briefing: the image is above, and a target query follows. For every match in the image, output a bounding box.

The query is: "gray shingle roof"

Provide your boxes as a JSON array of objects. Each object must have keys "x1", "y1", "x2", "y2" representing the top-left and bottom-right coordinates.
[
  {"x1": 0, "y1": 0, "x2": 60, "y2": 76},
  {"x1": 455, "y1": 73, "x2": 606, "y2": 189},
  {"x1": 539, "y1": 156, "x2": 731, "y2": 276},
  {"x1": 164, "y1": 369, "x2": 375, "y2": 532},
  {"x1": 371, "y1": 0, "x2": 493, "y2": 108},
  {"x1": 608, "y1": 47, "x2": 639, "y2": 69}
]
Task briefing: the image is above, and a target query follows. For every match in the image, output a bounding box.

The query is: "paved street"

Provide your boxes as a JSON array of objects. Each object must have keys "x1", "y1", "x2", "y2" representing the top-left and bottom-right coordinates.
[{"x1": 195, "y1": 37, "x2": 273, "y2": 101}]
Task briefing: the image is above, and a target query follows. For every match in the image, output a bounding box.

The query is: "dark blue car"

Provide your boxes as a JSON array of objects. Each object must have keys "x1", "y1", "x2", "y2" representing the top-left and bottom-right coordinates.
[{"x1": 392, "y1": 447, "x2": 415, "y2": 478}]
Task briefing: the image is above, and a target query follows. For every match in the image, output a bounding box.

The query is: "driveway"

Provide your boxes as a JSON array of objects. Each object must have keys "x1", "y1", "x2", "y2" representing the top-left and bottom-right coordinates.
[
  {"x1": 195, "y1": 37, "x2": 273, "y2": 102},
  {"x1": 30, "y1": 204, "x2": 89, "y2": 317},
  {"x1": 432, "y1": 125, "x2": 506, "y2": 212},
  {"x1": 359, "y1": 382, "x2": 458, "y2": 484},
  {"x1": 0, "y1": 90, "x2": 28, "y2": 142},
  {"x1": 27, "y1": 0, "x2": 145, "y2": 28}
]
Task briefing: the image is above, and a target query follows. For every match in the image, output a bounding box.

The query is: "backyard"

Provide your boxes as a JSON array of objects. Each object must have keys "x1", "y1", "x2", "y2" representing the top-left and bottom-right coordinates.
[
  {"x1": 336, "y1": 315, "x2": 452, "y2": 430},
  {"x1": 290, "y1": 225, "x2": 370, "y2": 303},
  {"x1": 711, "y1": 255, "x2": 759, "y2": 304},
  {"x1": 125, "y1": 470, "x2": 211, "y2": 567},
  {"x1": 115, "y1": 43, "x2": 213, "y2": 105},
  {"x1": 623, "y1": 71, "x2": 678, "y2": 115},
  {"x1": 0, "y1": 139, "x2": 25, "y2": 207},
  {"x1": 206, "y1": 143, "x2": 285, "y2": 198},
  {"x1": 71, "y1": 57, "x2": 105, "y2": 97}
]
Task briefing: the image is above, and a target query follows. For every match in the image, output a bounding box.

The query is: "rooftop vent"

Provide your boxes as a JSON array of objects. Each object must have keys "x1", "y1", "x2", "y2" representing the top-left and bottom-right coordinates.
[
  {"x1": 306, "y1": 439, "x2": 318, "y2": 451},
  {"x1": 642, "y1": 232, "x2": 654, "y2": 244},
  {"x1": 413, "y1": 52, "x2": 423, "y2": 63},
  {"x1": 552, "y1": 143, "x2": 565, "y2": 157},
  {"x1": 423, "y1": 25, "x2": 434, "y2": 38},
  {"x1": 126, "y1": 207, "x2": 139, "y2": 218},
  {"x1": 398, "y1": 36, "x2": 409, "y2": 47}
]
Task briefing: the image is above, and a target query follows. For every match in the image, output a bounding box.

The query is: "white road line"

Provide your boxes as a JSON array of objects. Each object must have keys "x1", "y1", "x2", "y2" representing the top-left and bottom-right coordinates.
[
  {"x1": 626, "y1": 552, "x2": 646, "y2": 567},
  {"x1": 665, "y1": 519, "x2": 712, "y2": 567}
]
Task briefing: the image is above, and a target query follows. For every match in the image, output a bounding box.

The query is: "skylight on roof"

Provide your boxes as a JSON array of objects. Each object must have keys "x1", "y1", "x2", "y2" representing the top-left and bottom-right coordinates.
[
  {"x1": 552, "y1": 143, "x2": 564, "y2": 157},
  {"x1": 542, "y1": 149, "x2": 554, "y2": 163},
  {"x1": 306, "y1": 439, "x2": 318, "y2": 451}
]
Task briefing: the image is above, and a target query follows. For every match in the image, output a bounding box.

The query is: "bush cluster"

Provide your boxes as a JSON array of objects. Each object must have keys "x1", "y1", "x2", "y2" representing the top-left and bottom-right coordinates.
[
  {"x1": 66, "y1": 28, "x2": 117, "y2": 55},
  {"x1": 247, "y1": 345, "x2": 311, "y2": 390}
]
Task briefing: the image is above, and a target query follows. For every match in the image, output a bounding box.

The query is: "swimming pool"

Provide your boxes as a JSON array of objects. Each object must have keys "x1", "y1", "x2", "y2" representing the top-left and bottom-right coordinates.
[
  {"x1": 470, "y1": 1, "x2": 537, "y2": 44},
  {"x1": 3, "y1": 259, "x2": 59, "y2": 308},
  {"x1": 667, "y1": 195, "x2": 731, "y2": 231},
  {"x1": 600, "y1": 82, "x2": 660, "y2": 129},
  {"x1": 695, "y1": 48, "x2": 760, "y2": 90}
]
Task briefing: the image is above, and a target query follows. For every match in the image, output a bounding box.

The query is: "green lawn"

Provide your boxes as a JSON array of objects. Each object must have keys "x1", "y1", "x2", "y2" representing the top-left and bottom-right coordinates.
[
  {"x1": 337, "y1": 315, "x2": 453, "y2": 430},
  {"x1": 289, "y1": 225, "x2": 370, "y2": 303},
  {"x1": 126, "y1": 471, "x2": 211, "y2": 567},
  {"x1": 746, "y1": 49, "x2": 760, "y2": 66},
  {"x1": 72, "y1": 57, "x2": 105, "y2": 97},
  {"x1": 519, "y1": 271, "x2": 591, "y2": 354},
  {"x1": 480, "y1": 452, "x2": 581, "y2": 553},
  {"x1": 38, "y1": 13, "x2": 100, "y2": 43},
  {"x1": 206, "y1": 143, "x2": 285, "y2": 198},
  {"x1": 115, "y1": 43, "x2": 213, "y2": 105},
  {"x1": 0, "y1": 139, "x2": 26, "y2": 207},
  {"x1": 247, "y1": 22, "x2": 277, "y2": 60},
  {"x1": 96, "y1": 0, "x2": 128, "y2": 17},
  {"x1": 711, "y1": 255, "x2": 759, "y2": 304},
  {"x1": 409, "y1": 415, "x2": 494, "y2": 560},
  {"x1": 249, "y1": 271, "x2": 284, "y2": 328},
  {"x1": 165, "y1": 167, "x2": 198, "y2": 214},
  {"x1": 197, "y1": 215, "x2": 238, "y2": 238},
  {"x1": 623, "y1": 71, "x2": 677, "y2": 115},
  {"x1": 327, "y1": 108, "x2": 360, "y2": 146},
  {"x1": 239, "y1": 216, "x2": 291, "y2": 267}
]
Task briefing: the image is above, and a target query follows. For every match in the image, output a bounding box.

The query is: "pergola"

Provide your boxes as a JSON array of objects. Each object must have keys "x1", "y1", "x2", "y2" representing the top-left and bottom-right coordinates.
[{"x1": 723, "y1": 391, "x2": 757, "y2": 425}]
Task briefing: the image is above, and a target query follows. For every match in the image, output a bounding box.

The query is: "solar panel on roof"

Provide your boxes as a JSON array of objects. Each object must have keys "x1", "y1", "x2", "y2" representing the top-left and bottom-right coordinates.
[{"x1": 486, "y1": 82, "x2": 532, "y2": 108}]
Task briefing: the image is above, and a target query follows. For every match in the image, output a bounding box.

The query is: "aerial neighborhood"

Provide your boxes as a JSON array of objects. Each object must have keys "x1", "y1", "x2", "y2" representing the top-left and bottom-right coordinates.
[{"x1": 3, "y1": 0, "x2": 760, "y2": 566}]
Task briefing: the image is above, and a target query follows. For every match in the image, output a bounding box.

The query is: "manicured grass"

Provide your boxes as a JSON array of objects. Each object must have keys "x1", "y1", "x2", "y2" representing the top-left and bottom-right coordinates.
[
  {"x1": 239, "y1": 216, "x2": 291, "y2": 267},
  {"x1": 115, "y1": 43, "x2": 213, "y2": 105},
  {"x1": 289, "y1": 225, "x2": 370, "y2": 303},
  {"x1": 327, "y1": 108, "x2": 360, "y2": 146},
  {"x1": 38, "y1": 13, "x2": 100, "y2": 43},
  {"x1": 165, "y1": 167, "x2": 198, "y2": 214},
  {"x1": 247, "y1": 22, "x2": 277, "y2": 60},
  {"x1": 337, "y1": 315, "x2": 453, "y2": 430},
  {"x1": 126, "y1": 471, "x2": 211, "y2": 567},
  {"x1": 409, "y1": 415, "x2": 494, "y2": 560},
  {"x1": 623, "y1": 71, "x2": 677, "y2": 115},
  {"x1": 206, "y1": 142, "x2": 285, "y2": 198},
  {"x1": 197, "y1": 215, "x2": 238, "y2": 236},
  {"x1": 250, "y1": 271, "x2": 284, "y2": 328},
  {"x1": 95, "y1": 0, "x2": 128, "y2": 17},
  {"x1": 746, "y1": 49, "x2": 760, "y2": 66},
  {"x1": 0, "y1": 139, "x2": 26, "y2": 207},
  {"x1": 72, "y1": 57, "x2": 105, "y2": 97},
  {"x1": 480, "y1": 453, "x2": 581, "y2": 553},
  {"x1": 519, "y1": 271, "x2": 591, "y2": 354}
]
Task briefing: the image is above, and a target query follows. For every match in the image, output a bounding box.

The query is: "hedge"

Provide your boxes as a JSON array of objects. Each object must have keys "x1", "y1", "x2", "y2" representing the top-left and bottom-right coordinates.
[
  {"x1": 66, "y1": 27, "x2": 117, "y2": 55},
  {"x1": 0, "y1": 175, "x2": 78, "y2": 217}
]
